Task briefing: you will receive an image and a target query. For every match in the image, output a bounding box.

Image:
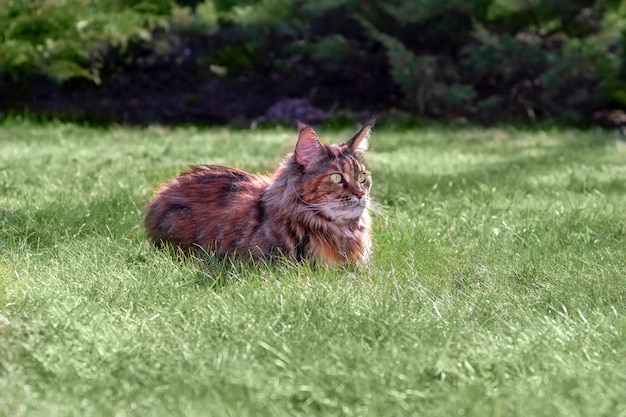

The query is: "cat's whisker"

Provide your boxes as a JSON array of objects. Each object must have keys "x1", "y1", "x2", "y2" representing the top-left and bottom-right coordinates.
[
  {"x1": 290, "y1": 183, "x2": 313, "y2": 206},
  {"x1": 293, "y1": 206, "x2": 323, "y2": 215},
  {"x1": 363, "y1": 200, "x2": 392, "y2": 221},
  {"x1": 289, "y1": 184, "x2": 342, "y2": 217}
]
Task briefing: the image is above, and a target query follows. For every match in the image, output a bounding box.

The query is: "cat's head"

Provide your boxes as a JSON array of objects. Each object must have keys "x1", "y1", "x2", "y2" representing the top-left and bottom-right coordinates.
[{"x1": 291, "y1": 120, "x2": 374, "y2": 222}]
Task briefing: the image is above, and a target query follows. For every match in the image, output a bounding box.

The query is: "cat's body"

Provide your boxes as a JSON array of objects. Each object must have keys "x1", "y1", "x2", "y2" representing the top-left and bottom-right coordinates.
[{"x1": 144, "y1": 121, "x2": 373, "y2": 266}]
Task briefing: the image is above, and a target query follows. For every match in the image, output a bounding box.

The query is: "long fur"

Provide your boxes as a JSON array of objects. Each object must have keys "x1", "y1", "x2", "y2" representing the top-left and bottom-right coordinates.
[{"x1": 143, "y1": 121, "x2": 374, "y2": 266}]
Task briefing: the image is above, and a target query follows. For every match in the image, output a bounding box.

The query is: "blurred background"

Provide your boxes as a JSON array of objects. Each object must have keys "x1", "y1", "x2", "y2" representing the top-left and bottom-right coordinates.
[{"x1": 0, "y1": 0, "x2": 625, "y2": 127}]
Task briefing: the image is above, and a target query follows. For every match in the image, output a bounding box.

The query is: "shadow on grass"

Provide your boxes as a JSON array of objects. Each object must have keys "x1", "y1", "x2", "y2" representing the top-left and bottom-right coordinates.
[
  {"x1": 148, "y1": 244, "x2": 304, "y2": 290},
  {"x1": 0, "y1": 190, "x2": 143, "y2": 252},
  {"x1": 191, "y1": 252, "x2": 251, "y2": 290}
]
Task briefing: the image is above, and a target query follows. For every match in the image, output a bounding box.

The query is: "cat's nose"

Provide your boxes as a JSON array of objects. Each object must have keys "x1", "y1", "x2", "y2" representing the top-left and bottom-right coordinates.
[{"x1": 353, "y1": 190, "x2": 364, "y2": 199}]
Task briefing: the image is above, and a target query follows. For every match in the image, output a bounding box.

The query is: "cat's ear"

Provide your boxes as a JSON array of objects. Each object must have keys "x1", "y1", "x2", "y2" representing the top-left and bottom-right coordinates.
[
  {"x1": 347, "y1": 117, "x2": 375, "y2": 154},
  {"x1": 295, "y1": 121, "x2": 323, "y2": 168}
]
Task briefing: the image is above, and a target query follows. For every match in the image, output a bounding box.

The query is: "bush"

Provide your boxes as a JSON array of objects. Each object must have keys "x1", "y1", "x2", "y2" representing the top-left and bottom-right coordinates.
[
  {"x1": 0, "y1": 0, "x2": 624, "y2": 125},
  {"x1": 202, "y1": 0, "x2": 626, "y2": 122},
  {"x1": 358, "y1": 0, "x2": 626, "y2": 122},
  {"x1": 0, "y1": 0, "x2": 172, "y2": 83}
]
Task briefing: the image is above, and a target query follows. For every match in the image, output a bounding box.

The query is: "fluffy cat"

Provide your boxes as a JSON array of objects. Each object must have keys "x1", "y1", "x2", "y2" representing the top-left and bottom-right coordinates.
[{"x1": 144, "y1": 120, "x2": 374, "y2": 266}]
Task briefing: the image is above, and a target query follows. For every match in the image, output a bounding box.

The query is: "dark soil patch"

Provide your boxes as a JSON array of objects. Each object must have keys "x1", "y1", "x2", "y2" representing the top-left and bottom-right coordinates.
[{"x1": 0, "y1": 33, "x2": 398, "y2": 126}]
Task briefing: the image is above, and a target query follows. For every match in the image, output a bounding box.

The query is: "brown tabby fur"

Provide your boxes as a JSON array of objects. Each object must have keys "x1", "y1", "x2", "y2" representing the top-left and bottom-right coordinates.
[{"x1": 143, "y1": 121, "x2": 374, "y2": 266}]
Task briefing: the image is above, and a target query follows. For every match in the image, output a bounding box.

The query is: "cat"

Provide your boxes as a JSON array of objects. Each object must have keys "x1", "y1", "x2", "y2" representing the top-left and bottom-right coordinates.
[{"x1": 143, "y1": 120, "x2": 374, "y2": 266}]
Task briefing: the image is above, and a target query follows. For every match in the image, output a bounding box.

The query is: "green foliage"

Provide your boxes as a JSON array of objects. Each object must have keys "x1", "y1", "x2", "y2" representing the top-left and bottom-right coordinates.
[
  {"x1": 307, "y1": 35, "x2": 351, "y2": 63},
  {"x1": 0, "y1": 0, "x2": 172, "y2": 82},
  {"x1": 358, "y1": 0, "x2": 626, "y2": 121},
  {"x1": 192, "y1": 0, "x2": 625, "y2": 121},
  {"x1": 606, "y1": 27, "x2": 626, "y2": 107},
  {"x1": 1, "y1": 121, "x2": 625, "y2": 416},
  {"x1": 0, "y1": 0, "x2": 624, "y2": 123},
  {"x1": 360, "y1": 17, "x2": 475, "y2": 116}
]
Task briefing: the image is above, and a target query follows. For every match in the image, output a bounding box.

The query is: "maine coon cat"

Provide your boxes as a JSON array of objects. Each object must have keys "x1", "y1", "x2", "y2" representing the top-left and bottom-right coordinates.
[{"x1": 144, "y1": 120, "x2": 374, "y2": 266}]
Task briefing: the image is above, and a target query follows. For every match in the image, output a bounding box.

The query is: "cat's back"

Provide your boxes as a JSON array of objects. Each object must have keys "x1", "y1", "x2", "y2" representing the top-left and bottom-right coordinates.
[
  {"x1": 176, "y1": 164, "x2": 263, "y2": 191},
  {"x1": 144, "y1": 164, "x2": 271, "y2": 250},
  {"x1": 154, "y1": 164, "x2": 269, "y2": 198}
]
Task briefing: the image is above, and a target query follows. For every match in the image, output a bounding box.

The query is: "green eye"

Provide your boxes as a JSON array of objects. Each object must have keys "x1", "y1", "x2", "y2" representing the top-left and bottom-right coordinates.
[
  {"x1": 357, "y1": 172, "x2": 367, "y2": 183},
  {"x1": 330, "y1": 173, "x2": 343, "y2": 183}
]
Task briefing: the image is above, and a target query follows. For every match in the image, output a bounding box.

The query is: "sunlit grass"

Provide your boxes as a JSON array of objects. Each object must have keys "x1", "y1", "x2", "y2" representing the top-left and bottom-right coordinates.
[{"x1": 1, "y1": 120, "x2": 625, "y2": 416}]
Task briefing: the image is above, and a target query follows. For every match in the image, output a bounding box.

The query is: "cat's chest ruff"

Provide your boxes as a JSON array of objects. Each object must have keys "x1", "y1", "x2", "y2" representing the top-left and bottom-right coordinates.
[{"x1": 304, "y1": 216, "x2": 369, "y2": 265}]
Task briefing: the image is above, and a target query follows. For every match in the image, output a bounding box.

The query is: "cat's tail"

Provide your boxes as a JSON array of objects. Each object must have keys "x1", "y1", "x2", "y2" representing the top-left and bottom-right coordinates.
[
  {"x1": 143, "y1": 188, "x2": 195, "y2": 251},
  {"x1": 143, "y1": 196, "x2": 168, "y2": 247}
]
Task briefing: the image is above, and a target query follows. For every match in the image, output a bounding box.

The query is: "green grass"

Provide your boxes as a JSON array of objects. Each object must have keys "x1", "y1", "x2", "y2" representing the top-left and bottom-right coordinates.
[{"x1": 1, "y1": 120, "x2": 625, "y2": 417}]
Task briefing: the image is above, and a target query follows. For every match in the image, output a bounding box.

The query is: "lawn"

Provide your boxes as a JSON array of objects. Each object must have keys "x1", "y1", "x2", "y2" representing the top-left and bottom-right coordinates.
[{"x1": 0, "y1": 120, "x2": 625, "y2": 417}]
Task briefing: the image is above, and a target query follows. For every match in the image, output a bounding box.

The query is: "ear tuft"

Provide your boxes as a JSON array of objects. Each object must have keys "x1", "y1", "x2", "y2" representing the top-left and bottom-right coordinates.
[
  {"x1": 294, "y1": 122, "x2": 322, "y2": 168},
  {"x1": 347, "y1": 118, "x2": 375, "y2": 154},
  {"x1": 295, "y1": 120, "x2": 309, "y2": 132}
]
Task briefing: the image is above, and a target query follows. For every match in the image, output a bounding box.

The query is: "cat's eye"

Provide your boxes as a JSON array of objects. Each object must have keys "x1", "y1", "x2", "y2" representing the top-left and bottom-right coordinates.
[
  {"x1": 330, "y1": 173, "x2": 343, "y2": 183},
  {"x1": 357, "y1": 172, "x2": 367, "y2": 183}
]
